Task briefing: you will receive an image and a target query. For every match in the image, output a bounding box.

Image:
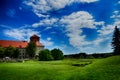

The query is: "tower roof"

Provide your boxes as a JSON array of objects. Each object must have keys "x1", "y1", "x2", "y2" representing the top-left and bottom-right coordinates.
[{"x1": 30, "y1": 34, "x2": 39, "y2": 38}]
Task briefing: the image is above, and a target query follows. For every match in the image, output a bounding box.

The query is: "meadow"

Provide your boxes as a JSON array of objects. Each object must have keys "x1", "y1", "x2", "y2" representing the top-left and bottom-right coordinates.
[{"x1": 0, "y1": 56, "x2": 120, "y2": 80}]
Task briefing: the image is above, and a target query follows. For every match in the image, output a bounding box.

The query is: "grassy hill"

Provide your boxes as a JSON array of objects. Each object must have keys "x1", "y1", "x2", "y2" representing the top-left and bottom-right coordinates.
[{"x1": 0, "y1": 56, "x2": 120, "y2": 80}]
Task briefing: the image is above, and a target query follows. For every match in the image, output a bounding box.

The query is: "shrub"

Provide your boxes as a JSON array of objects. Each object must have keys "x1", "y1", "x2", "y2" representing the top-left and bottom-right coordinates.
[
  {"x1": 51, "y1": 48, "x2": 64, "y2": 60},
  {"x1": 39, "y1": 49, "x2": 53, "y2": 61},
  {"x1": 0, "y1": 46, "x2": 5, "y2": 58},
  {"x1": 4, "y1": 46, "x2": 15, "y2": 57}
]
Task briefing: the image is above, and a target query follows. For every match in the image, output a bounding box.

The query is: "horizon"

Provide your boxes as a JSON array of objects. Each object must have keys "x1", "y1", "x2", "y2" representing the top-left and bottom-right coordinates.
[{"x1": 0, "y1": 0, "x2": 120, "y2": 54}]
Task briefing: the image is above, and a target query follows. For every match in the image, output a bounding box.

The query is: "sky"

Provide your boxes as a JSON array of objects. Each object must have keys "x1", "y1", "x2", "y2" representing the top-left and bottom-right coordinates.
[{"x1": 0, "y1": 0, "x2": 120, "y2": 54}]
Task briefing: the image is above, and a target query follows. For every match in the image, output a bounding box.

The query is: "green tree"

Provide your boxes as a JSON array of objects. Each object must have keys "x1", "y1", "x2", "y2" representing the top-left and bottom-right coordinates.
[
  {"x1": 26, "y1": 42, "x2": 36, "y2": 58},
  {"x1": 39, "y1": 49, "x2": 53, "y2": 61},
  {"x1": 0, "y1": 46, "x2": 5, "y2": 58},
  {"x1": 51, "y1": 48, "x2": 64, "y2": 60},
  {"x1": 13, "y1": 48, "x2": 20, "y2": 58},
  {"x1": 4, "y1": 46, "x2": 15, "y2": 57},
  {"x1": 111, "y1": 26, "x2": 120, "y2": 55}
]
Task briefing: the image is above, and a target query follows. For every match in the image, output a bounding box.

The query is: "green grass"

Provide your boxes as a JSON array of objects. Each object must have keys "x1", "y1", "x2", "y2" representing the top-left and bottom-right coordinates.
[{"x1": 0, "y1": 56, "x2": 120, "y2": 80}]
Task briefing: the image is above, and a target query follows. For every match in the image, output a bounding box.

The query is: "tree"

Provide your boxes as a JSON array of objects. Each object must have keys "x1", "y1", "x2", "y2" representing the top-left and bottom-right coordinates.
[
  {"x1": 79, "y1": 53, "x2": 87, "y2": 58},
  {"x1": 39, "y1": 49, "x2": 53, "y2": 61},
  {"x1": 26, "y1": 42, "x2": 36, "y2": 58},
  {"x1": 111, "y1": 26, "x2": 120, "y2": 55},
  {"x1": 51, "y1": 48, "x2": 64, "y2": 60},
  {"x1": 0, "y1": 46, "x2": 5, "y2": 58},
  {"x1": 4, "y1": 46, "x2": 15, "y2": 57},
  {"x1": 13, "y1": 48, "x2": 20, "y2": 58}
]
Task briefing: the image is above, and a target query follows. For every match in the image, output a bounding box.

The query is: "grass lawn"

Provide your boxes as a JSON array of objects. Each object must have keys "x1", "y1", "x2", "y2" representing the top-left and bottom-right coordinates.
[{"x1": 0, "y1": 56, "x2": 120, "y2": 80}]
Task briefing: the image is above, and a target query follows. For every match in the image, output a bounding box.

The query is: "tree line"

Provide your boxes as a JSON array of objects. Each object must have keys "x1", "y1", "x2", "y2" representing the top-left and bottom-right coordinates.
[
  {"x1": 64, "y1": 52, "x2": 113, "y2": 59},
  {"x1": 39, "y1": 48, "x2": 64, "y2": 61},
  {"x1": 26, "y1": 42, "x2": 64, "y2": 60},
  {"x1": 0, "y1": 46, "x2": 19, "y2": 58},
  {"x1": 0, "y1": 42, "x2": 64, "y2": 61}
]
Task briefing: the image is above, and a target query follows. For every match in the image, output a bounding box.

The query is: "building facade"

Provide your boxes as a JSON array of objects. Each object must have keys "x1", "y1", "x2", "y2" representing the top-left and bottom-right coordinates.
[{"x1": 0, "y1": 34, "x2": 44, "y2": 58}]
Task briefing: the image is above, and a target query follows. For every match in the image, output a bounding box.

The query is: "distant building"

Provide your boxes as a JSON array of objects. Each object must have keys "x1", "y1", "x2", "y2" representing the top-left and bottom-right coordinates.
[{"x1": 0, "y1": 34, "x2": 44, "y2": 58}]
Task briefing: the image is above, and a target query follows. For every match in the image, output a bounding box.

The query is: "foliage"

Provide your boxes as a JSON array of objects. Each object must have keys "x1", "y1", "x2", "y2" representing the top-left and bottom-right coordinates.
[
  {"x1": 4, "y1": 46, "x2": 15, "y2": 57},
  {"x1": 111, "y1": 26, "x2": 120, "y2": 55},
  {"x1": 51, "y1": 48, "x2": 64, "y2": 60},
  {"x1": 0, "y1": 46, "x2": 5, "y2": 58},
  {"x1": 26, "y1": 42, "x2": 36, "y2": 58},
  {"x1": 12, "y1": 48, "x2": 20, "y2": 58},
  {"x1": 39, "y1": 49, "x2": 53, "y2": 61},
  {"x1": 0, "y1": 46, "x2": 20, "y2": 58},
  {"x1": 78, "y1": 53, "x2": 87, "y2": 58}
]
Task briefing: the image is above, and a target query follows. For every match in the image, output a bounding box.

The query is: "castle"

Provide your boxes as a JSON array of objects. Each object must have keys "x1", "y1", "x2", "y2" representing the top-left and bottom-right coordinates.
[{"x1": 0, "y1": 34, "x2": 44, "y2": 58}]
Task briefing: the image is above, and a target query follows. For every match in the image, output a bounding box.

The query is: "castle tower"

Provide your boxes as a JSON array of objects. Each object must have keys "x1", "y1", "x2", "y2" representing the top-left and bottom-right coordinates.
[
  {"x1": 30, "y1": 34, "x2": 44, "y2": 55},
  {"x1": 30, "y1": 34, "x2": 40, "y2": 43}
]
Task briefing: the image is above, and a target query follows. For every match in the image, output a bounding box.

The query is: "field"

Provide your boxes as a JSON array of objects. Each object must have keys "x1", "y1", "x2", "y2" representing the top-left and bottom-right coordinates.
[{"x1": 0, "y1": 56, "x2": 120, "y2": 80}]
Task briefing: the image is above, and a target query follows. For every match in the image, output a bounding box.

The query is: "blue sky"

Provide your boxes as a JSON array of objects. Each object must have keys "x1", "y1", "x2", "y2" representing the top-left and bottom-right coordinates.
[{"x1": 0, "y1": 0, "x2": 120, "y2": 54}]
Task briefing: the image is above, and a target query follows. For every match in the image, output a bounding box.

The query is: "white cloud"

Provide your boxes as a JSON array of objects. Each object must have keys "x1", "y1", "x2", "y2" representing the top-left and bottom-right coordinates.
[
  {"x1": 41, "y1": 38, "x2": 54, "y2": 47},
  {"x1": 97, "y1": 25, "x2": 114, "y2": 36},
  {"x1": 4, "y1": 28, "x2": 40, "y2": 41},
  {"x1": 79, "y1": 0, "x2": 98, "y2": 3},
  {"x1": 32, "y1": 18, "x2": 58, "y2": 28},
  {"x1": 111, "y1": 10, "x2": 120, "y2": 21},
  {"x1": 30, "y1": 10, "x2": 108, "y2": 53},
  {"x1": 0, "y1": 25, "x2": 12, "y2": 29},
  {"x1": 60, "y1": 11, "x2": 104, "y2": 51},
  {"x1": 61, "y1": 11, "x2": 100, "y2": 29},
  {"x1": 47, "y1": 37, "x2": 52, "y2": 41},
  {"x1": 95, "y1": 10, "x2": 120, "y2": 47},
  {"x1": 118, "y1": 1, "x2": 120, "y2": 4},
  {"x1": 24, "y1": 0, "x2": 98, "y2": 17}
]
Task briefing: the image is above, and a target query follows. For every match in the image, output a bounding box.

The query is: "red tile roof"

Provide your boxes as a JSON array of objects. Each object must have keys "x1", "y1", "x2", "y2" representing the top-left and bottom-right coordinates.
[
  {"x1": 36, "y1": 41, "x2": 44, "y2": 47},
  {"x1": 0, "y1": 40, "x2": 44, "y2": 48},
  {"x1": 0, "y1": 40, "x2": 28, "y2": 48}
]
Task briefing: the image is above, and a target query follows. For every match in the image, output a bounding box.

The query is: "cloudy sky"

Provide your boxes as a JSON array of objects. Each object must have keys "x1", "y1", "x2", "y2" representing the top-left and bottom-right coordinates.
[{"x1": 0, "y1": 0, "x2": 120, "y2": 54}]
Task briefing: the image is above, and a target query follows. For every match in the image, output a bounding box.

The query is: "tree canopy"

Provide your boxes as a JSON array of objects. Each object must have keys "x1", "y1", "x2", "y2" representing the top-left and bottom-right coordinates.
[
  {"x1": 0, "y1": 46, "x2": 5, "y2": 58},
  {"x1": 51, "y1": 48, "x2": 64, "y2": 60},
  {"x1": 4, "y1": 46, "x2": 15, "y2": 57},
  {"x1": 26, "y1": 42, "x2": 36, "y2": 58},
  {"x1": 39, "y1": 49, "x2": 53, "y2": 61},
  {"x1": 111, "y1": 26, "x2": 120, "y2": 55}
]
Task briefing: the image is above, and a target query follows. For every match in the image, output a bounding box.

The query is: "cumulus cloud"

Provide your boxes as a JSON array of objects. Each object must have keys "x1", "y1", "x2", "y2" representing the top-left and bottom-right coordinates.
[
  {"x1": 60, "y1": 11, "x2": 104, "y2": 51},
  {"x1": 98, "y1": 25, "x2": 114, "y2": 36},
  {"x1": 4, "y1": 28, "x2": 40, "y2": 41},
  {"x1": 24, "y1": 0, "x2": 98, "y2": 17},
  {"x1": 41, "y1": 37, "x2": 54, "y2": 46},
  {"x1": 31, "y1": 10, "x2": 105, "y2": 52},
  {"x1": 32, "y1": 18, "x2": 58, "y2": 28},
  {"x1": 61, "y1": 11, "x2": 98, "y2": 28},
  {"x1": 94, "y1": 10, "x2": 120, "y2": 46},
  {"x1": 111, "y1": 11, "x2": 120, "y2": 27}
]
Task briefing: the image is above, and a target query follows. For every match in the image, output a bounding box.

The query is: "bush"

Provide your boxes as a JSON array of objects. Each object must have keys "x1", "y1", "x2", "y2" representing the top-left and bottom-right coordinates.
[
  {"x1": 39, "y1": 49, "x2": 53, "y2": 61},
  {"x1": 4, "y1": 46, "x2": 15, "y2": 57},
  {"x1": 0, "y1": 46, "x2": 5, "y2": 58},
  {"x1": 51, "y1": 48, "x2": 64, "y2": 60}
]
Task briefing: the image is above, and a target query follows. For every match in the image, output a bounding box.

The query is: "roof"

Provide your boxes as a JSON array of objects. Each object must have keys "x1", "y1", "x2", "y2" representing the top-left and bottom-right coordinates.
[
  {"x1": 0, "y1": 40, "x2": 28, "y2": 48},
  {"x1": 36, "y1": 41, "x2": 44, "y2": 47},
  {"x1": 0, "y1": 40, "x2": 44, "y2": 48},
  {"x1": 30, "y1": 34, "x2": 39, "y2": 38}
]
